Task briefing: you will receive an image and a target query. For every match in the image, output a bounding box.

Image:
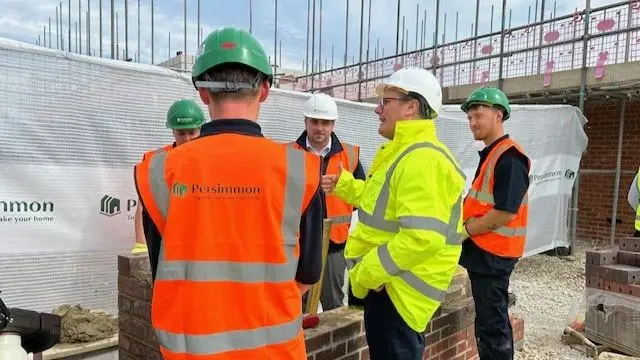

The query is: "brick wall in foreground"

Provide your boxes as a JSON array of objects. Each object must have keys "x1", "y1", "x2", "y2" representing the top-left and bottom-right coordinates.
[
  {"x1": 304, "y1": 305, "x2": 524, "y2": 360},
  {"x1": 118, "y1": 254, "x2": 525, "y2": 360}
]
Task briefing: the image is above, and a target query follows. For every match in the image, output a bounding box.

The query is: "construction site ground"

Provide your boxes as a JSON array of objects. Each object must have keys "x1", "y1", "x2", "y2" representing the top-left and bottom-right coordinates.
[{"x1": 511, "y1": 240, "x2": 598, "y2": 360}]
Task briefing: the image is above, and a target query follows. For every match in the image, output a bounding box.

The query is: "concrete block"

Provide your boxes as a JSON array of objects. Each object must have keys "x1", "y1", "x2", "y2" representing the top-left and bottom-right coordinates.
[
  {"x1": 602, "y1": 264, "x2": 640, "y2": 285},
  {"x1": 586, "y1": 249, "x2": 619, "y2": 265},
  {"x1": 619, "y1": 238, "x2": 640, "y2": 253},
  {"x1": 589, "y1": 264, "x2": 640, "y2": 285},
  {"x1": 617, "y1": 251, "x2": 638, "y2": 267}
]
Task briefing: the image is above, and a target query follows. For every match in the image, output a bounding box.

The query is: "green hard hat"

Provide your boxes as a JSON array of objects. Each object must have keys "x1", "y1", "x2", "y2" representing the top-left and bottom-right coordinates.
[
  {"x1": 460, "y1": 87, "x2": 511, "y2": 120},
  {"x1": 166, "y1": 99, "x2": 205, "y2": 129},
  {"x1": 192, "y1": 27, "x2": 273, "y2": 91}
]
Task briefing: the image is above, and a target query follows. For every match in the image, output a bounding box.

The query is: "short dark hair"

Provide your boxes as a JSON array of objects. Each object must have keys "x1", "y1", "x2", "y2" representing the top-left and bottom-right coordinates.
[
  {"x1": 200, "y1": 63, "x2": 266, "y2": 102},
  {"x1": 466, "y1": 103, "x2": 506, "y2": 121}
]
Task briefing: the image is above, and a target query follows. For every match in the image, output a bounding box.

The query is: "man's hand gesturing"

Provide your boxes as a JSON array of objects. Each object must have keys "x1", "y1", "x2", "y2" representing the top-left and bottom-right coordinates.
[{"x1": 321, "y1": 164, "x2": 342, "y2": 193}]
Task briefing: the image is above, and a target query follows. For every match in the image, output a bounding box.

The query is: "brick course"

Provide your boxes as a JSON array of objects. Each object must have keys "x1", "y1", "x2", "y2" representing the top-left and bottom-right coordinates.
[
  {"x1": 118, "y1": 254, "x2": 525, "y2": 360},
  {"x1": 578, "y1": 100, "x2": 640, "y2": 241},
  {"x1": 584, "y1": 246, "x2": 640, "y2": 356}
]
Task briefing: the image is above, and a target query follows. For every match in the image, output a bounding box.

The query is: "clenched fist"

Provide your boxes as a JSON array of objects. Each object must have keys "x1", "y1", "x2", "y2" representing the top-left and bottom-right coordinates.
[{"x1": 321, "y1": 163, "x2": 342, "y2": 193}]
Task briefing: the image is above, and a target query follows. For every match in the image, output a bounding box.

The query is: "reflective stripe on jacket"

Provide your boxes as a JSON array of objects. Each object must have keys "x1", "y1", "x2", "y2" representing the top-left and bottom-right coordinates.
[
  {"x1": 135, "y1": 134, "x2": 321, "y2": 360},
  {"x1": 332, "y1": 120, "x2": 466, "y2": 333},
  {"x1": 288, "y1": 141, "x2": 359, "y2": 243},
  {"x1": 463, "y1": 137, "x2": 530, "y2": 258}
]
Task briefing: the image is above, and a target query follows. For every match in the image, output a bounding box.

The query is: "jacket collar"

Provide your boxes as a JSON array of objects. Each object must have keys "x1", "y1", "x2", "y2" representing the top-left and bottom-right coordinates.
[
  {"x1": 391, "y1": 119, "x2": 438, "y2": 144},
  {"x1": 199, "y1": 119, "x2": 263, "y2": 138},
  {"x1": 295, "y1": 130, "x2": 345, "y2": 157}
]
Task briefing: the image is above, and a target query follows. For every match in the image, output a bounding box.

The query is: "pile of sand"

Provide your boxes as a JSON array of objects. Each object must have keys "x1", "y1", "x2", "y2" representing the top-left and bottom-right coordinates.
[{"x1": 52, "y1": 304, "x2": 118, "y2": 344}]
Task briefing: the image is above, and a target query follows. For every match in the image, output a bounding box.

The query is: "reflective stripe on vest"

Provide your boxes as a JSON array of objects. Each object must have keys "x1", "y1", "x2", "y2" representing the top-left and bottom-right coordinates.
[
  {"x1": 465, "y1": 141, "x2": 528, "y2": 237},
  {"x1": 353, "y1": 142, "x2": 466, "y2": 302},
  {"x1": 144, "y1": 146, "x2": 307, "y2": 356},
  {"x1": 142, "y1": 144, "x2": 173, "y2": 163},
  {"x1": 341, "y1": 143, "x2": 358, "y2": 173},
  {"x1": 329, "y1": 214, "x2": 353, "y2": 224},
  {"x1": 288, "y1": 140, "x2": 357, "y2": 238}
]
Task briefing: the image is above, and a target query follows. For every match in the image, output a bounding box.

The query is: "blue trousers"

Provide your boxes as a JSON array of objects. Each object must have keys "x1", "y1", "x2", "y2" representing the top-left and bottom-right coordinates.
[{"x1": 363, "y1": 289, "x2": 425, "y2": 360}]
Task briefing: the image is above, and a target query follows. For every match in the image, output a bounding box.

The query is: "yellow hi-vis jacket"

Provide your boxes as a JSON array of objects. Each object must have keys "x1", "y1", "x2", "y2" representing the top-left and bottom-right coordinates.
[{"x1": 332, "y1": 120, "x2": 466, "y2": 333}]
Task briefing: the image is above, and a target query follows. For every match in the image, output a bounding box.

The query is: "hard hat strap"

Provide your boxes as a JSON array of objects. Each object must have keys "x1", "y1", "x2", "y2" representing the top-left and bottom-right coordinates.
[
  {"x1": 195, "y1": 73, "x2": 263, "y2": 92},
  {"x1": 194, "y1": 80, "x2": 256, "y2": 92},
  {"x1": 407, "y1": 91, "x2": 435, "y2": 119}
]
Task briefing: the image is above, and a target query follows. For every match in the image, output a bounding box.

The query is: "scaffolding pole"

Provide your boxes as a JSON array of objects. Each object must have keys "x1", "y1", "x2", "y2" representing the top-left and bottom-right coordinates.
[
  {"x1": 498, "y1": 0, "x2": 507, "y2": 89},
  {"x1": 610, "y1": 100, "x2": 626, "y2": 246},
  {"x1": 357, "y1": 0, "x2": 364, "y2": 101},
  {"x1": 570, "y1": 0, "x2": 591, "y2": 254},
  {"x1": 110, "y1": 0, "x2": 114, "y2": 59},
  {"x1": 99, "y1": 0, "x2": 102, "y2": 57},
  {"x1": 56, "y1": 7, "x2": 60, "y2": 50}
]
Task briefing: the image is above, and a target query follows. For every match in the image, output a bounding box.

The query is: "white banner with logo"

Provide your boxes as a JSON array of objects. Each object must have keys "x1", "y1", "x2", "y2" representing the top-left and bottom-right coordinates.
[{"x1": 0, "y1": 38, "x2": 588, "y2": 314}]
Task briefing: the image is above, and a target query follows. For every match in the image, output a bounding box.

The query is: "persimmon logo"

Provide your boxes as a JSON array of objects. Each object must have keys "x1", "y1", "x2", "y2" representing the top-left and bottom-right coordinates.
[
  {"x1": 172, "y1": 183, "x2": 188, "y2": 197},
  {"x1": 99, "y1": 195, "x2": 121, "y2": 216}
]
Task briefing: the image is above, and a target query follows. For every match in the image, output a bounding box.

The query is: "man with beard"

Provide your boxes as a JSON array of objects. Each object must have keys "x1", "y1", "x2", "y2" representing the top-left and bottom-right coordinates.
[
  {"x1": 289, "y1": 92, "x2": 366, "y2": 311},
  {"x1": 459, "y1": 87, "x2": 531, "y2": 360}
]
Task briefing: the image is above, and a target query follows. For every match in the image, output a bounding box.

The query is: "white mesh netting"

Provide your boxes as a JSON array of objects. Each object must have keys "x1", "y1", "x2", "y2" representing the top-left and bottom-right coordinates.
[{"x1": 0, "y1": 38, "x2": 587, "y2": 314}]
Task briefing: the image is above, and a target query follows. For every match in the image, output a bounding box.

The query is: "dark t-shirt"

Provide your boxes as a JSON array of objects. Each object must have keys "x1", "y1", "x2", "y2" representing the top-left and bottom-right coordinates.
[{"x1": 459, "y1": 135, "x2": 530, "y2": 276}]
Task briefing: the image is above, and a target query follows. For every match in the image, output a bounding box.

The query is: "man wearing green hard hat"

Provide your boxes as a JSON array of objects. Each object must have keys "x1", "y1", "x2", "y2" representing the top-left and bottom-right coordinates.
[
  {"x1": 133, "y1": 27, "x2": 323, "y2": 360},
  {"x1": 458, "y1": 87, "x2": 531, "y2": 360},
  {"x1": 131, "y1": 98, "x2": 205, "y2": 255}
]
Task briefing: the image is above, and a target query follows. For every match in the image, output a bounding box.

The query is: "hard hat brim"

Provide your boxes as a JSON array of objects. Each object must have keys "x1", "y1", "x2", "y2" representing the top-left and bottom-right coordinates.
[{"x1": 303, "y1": 113, "x2": 337, "y2": 121}]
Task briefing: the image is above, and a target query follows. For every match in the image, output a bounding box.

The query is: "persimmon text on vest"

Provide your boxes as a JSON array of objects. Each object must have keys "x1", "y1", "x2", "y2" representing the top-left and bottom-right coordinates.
[{"x1": 191, "y1": 184, "x2": 262, "y2": 194}]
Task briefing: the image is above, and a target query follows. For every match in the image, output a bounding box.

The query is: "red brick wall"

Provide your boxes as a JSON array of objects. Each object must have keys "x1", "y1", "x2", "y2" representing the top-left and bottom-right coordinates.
[
  {"x1": 118, "y1": 254, "x2": 525, "y2": 360},
  {"x1": 578, "y1": 100, "x2": 640, "y2": 241}
]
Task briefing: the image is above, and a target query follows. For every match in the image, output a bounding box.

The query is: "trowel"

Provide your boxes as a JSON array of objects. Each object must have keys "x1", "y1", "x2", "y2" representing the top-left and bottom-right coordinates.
[{"x1": 0, "y1": 292, "x2": 61, "y2": 360}]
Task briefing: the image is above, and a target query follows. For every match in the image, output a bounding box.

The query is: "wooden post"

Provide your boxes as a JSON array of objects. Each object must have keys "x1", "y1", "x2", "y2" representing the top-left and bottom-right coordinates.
[{"x1": 304, "y1": 218, "x2": 333, "y2": 314}]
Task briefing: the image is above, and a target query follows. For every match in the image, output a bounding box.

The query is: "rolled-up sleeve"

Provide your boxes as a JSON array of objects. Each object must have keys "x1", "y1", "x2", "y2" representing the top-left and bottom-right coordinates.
[{"x1": 354, "y1": 154, "x2": 461, "y2": 290}]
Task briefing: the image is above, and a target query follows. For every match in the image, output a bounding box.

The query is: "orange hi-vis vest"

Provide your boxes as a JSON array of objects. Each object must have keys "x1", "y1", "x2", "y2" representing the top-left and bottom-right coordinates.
[
  {"x1": 141, "y1": 144, "x2": 174, "y2": 163},
  {"x1": 288, "y1": 141, "x2": 359, "y2": 244},
  {"x1": 462, "y1": 137, "x2": 531, "y2": 258},
  {"x1": 135, "y1": 134, "x2": 321, "y2": 360}
]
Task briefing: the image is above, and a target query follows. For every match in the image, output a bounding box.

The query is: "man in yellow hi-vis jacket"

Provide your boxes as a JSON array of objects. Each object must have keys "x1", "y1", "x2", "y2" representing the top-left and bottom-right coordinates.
[{"x1": 322, "y1": 67, "x2": 466, "y2": 360}]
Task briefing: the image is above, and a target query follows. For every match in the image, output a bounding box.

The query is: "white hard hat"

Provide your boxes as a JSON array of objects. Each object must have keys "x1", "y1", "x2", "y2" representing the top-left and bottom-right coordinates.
[
  {"x1": 303, "y1": 93, "x2": 339, "y2": 120},
  {"x1": 375, "y1": 67, "x2": 443, "y2": 116}
]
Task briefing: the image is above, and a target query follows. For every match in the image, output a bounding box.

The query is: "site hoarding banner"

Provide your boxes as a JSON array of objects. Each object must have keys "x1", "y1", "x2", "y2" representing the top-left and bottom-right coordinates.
[{"x1": 0, "y1": 38, "x2": 588, "y2": 314}]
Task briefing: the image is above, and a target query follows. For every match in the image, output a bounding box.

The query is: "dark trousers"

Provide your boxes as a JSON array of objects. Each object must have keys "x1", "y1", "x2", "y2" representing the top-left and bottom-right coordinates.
[
  {"x1": 634, "y1": 229, "x2": 640, "y2": 237},
  {"x1": 468, "y1": 270, "x2": 514, "y2": 360},
  {"x1": 320, "y1": 250, "x2": 347, "y2": 311},
  {"x1": 363, "y1": 289, "x2": 425, "y2": 360}
]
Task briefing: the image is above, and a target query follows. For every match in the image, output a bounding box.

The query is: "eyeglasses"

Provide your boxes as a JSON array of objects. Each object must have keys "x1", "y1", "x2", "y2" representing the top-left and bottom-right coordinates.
[{"x1": 378, "y1": 97, "x2": 410, "y2": 108}]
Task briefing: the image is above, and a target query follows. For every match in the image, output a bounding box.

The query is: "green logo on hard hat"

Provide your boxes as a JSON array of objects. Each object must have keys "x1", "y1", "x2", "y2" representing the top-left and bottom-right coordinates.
[{"x1": 172, "y1": 183, "x2": 188, "y2": 197}]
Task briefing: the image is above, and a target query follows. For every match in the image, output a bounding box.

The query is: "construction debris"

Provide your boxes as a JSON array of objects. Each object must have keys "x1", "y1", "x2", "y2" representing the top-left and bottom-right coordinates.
[
  {"x1": 52, "y1": 305, "x2": 118, "y2": 344},
  {"x1": 584, "y1": 239, "x2": 640, "y2": 357},
  {"x1": 510, "y1": 246, "x2": 587, "y2": 360}
]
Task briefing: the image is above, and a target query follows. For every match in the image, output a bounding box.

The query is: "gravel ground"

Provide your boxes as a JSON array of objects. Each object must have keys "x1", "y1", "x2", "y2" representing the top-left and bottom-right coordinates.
[{"x1": 511, "y1": 243, "x2": 593, "y2": 360}]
